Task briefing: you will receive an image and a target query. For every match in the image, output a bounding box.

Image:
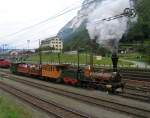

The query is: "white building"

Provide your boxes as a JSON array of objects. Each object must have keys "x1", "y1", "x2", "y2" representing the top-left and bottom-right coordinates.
[{"x1": 41, "y1": 36, "x2": 63, "y2": 51}]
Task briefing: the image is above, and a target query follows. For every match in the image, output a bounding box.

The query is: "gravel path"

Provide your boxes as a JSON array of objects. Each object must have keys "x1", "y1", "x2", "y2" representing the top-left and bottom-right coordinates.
[
  {"x1": 0, "y1": 77, "x2": 133, "y2": 118},
  {"x1": 10, "y1": 74, "x2": 150, "y2": 111}
]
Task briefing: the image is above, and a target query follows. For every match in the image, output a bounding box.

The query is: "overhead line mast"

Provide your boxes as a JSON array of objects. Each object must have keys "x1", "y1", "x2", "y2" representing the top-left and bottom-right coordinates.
[{"x1": 89, "y1": 7, "x2": 136, "y2": 71}]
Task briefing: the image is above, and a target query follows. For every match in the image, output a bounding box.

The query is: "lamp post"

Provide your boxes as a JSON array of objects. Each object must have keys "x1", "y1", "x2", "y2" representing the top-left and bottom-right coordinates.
[
  {"x1": 2, "y1": 44, "x2": 5, "y2": 53},
  {"x1": 27, "y1": 40, "x2": 30, "y2": 51}
]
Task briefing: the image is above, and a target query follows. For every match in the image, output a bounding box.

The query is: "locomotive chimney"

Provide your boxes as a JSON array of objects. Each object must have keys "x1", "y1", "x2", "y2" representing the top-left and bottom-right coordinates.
[{"x1": 111, "y1": 52, "x2": 118, "y2": 72}]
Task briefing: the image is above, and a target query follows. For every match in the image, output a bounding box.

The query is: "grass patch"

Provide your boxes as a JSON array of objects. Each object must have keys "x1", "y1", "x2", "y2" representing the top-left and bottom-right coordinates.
[
  {"x1": 0, "y1": 95, "x2": 32, "y2": 118},
  {"x1": 26, "y1": 53, "x2": 133, "y2": 66},
  {"x1": 119, "y1": 52, "x2": 150, "y2": 64}
]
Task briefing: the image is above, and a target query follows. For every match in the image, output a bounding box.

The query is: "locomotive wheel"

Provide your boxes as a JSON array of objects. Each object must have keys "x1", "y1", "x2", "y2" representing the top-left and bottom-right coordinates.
[
  {"x1": 111, "y1": 88, "x2": 116, "y2": 94},
  {"x1": 75, "y1": 82, "x2": 81, "y2": 87},
  {"x1": 80, "y1": 82, "x2": 88, "y2": 88},
  {"x1": 39, "y1": 76, "x2": 44, "y2": 80},
  {"x1": 44, "y1": 77, "x2": 49, "y2": 82},
  {"x1": 56, "y1": 78, "x2": 63, "y2": 83},
  {"x1": 97, "y1": 85, "x2": 105, "y2": 90},
  {"x1": 107, "y1": 87, "x2": 116, "y2": 94}
]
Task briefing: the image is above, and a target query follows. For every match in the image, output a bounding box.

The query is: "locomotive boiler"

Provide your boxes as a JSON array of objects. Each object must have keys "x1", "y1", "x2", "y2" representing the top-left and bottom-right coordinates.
[{"x1": 62, "y1": 53, "x2": 124, "y2": 92}]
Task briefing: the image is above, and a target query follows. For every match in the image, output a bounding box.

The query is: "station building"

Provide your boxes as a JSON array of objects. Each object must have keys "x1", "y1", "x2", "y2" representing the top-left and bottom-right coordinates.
[{"x1": 41, "y1": 36, "x2": 63, "y2": 52}]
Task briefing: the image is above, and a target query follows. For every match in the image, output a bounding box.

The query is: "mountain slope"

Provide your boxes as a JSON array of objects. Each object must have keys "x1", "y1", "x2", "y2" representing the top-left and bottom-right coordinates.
[
  {"x1": 57, "y1": 0, "x2": 102, "y2": 42},
  {"x1": 58, "y1": 0, "x2": 150, "y2": 52}
]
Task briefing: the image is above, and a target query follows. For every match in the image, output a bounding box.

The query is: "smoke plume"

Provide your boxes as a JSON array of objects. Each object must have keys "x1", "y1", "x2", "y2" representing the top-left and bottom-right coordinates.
[
  {"x1": 86, "y1": 0, "x2": 131, "y2": 53},
  {"x1": 71, "y1": 0, "x2": 136, "y2": 53}
]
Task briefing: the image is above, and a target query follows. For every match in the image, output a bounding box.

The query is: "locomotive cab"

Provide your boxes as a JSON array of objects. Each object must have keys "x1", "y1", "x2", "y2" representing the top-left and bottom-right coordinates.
[{"x1": 62, "y1": 66, "x2": 83, "y2": 86}]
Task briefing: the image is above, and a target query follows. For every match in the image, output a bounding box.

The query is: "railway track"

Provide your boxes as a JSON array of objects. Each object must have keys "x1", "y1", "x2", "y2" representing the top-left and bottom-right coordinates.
[
  {"x1": 94, "y1": 67, "x2": 150, "y2": 81},
  {"x1": 121, "y1": 80, "x2": 150, "y2": 102},
  {"x1": 1, "y1": 68, "x2": 150, "y2": 81},
  {"x1": 0, "y1": 82, "x2": 89, "y2": 118},
  {"x1": 121, "y1": 71, "x2": 150, "y2": 82},
  {"x1": 120, "y1": 70, "x2": 150, "y2": 100},
  {"x1": 0, "y1": 68, "x2": 149, "y2": 102},
  {"x1": 123, "y1": 79, "x2": 150, "y2": 96},
  {"x1": 0, "y1": 71, "x2": 150, "y2": 118},
  {"x1": 118, "y1": 90, "x2": 150, "y2": 102},
  {"x1": 126, "y1": 84, "x2": 150, "y2": 92}
]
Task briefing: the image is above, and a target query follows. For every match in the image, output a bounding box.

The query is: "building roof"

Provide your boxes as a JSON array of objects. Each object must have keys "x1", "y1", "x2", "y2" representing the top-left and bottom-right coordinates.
[{"x1": 41, "y1": 36, "x2": 61, "y2": 43}]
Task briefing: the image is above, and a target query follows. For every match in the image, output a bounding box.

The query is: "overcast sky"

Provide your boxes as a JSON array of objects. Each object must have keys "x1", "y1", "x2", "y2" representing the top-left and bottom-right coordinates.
[{"x1": 0, "y1": 0, "x2": 83, "y2": 49}]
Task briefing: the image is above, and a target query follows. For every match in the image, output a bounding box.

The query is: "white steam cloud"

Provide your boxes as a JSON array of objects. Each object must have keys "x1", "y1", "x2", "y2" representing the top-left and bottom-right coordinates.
[
  {"x1": 86, "y1": 0, "x2": 130, "y2": 53},
  {"x1": 70, "y1": 0, "x2": 136, "y2": 53}
]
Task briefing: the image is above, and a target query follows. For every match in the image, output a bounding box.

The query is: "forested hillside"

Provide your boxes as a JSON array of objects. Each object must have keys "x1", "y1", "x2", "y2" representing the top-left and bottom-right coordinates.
[{"x1": 126, "y1": 0, "x2": 150, "y2": 42}]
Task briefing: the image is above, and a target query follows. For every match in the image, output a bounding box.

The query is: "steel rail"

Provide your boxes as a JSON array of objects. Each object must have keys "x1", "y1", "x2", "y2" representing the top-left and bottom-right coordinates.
[
  {"x1": 0, "y1": 71, "x2": 150, "y2": 118},
  {"x1": 0, "y1": 82, "x2": 90, "y2": 118}
]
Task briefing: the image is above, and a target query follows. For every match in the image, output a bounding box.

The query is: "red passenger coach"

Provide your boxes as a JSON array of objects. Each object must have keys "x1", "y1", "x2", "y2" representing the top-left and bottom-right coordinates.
[
  {"x1": 16, "y1": 63, "x2": 41, "y2": 76},
  {"x1": 28, "y1": 64, "x2": 41, "y2": 76},
  {"x1": 17, "y1": 63, "x2": 29, "y2": 74},
  {"x1": 0, "y1": 59, "x2": 11, "y2": 68}
]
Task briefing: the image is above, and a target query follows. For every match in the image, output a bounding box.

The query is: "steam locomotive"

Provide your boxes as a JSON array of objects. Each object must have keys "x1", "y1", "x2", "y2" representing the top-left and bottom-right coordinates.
[{"x1": 10, "y1": 53, "x2": 124, "y2": 93}]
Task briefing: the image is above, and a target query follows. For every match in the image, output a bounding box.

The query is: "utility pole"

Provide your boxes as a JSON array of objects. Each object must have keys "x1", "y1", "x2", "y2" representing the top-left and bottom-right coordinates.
[
  {"x1": 57, "y1": 53, "x2": 60, "y2": 64},
  {"x1": 77, "y1": 48, "x2": 80, "y2": 80},
  {"x1": 39, "y1": 40, "x2": 42, "y2": 65},
  {"x1": 2, "y1": 44, "x2": 5, "y2": 53},
  {"x1": 90, "y1": 38, "x2": 97, "y2": 69},
  {"x1": 85, "y1": 50, "x2": 88, "y2": 65}
]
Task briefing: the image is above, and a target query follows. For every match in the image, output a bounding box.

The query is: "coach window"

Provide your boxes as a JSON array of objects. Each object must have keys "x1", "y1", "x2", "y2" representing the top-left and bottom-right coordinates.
[
  {"x1": 53, "y1": 66, "x2": 55, "y2": 71},
  {"x1": 46, "y1": 66, "x2": 48, "y2": 71},
  {"x1": 51, "y1": 66, "x2": 53, "y2": 71},
  {"x1": 54, "y1": 67, "x2": 56, "y2": 71},
  {"x1": 42, "y1": 66, "x2": 45, "y2": 70},
  {"x1": 48, "y1": 66, "x2": 50, "y2": 71},
  {"x1": 56, "y1": 67, "x2": 59, "y2": 71}
]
